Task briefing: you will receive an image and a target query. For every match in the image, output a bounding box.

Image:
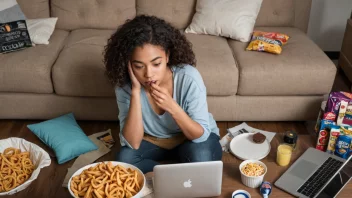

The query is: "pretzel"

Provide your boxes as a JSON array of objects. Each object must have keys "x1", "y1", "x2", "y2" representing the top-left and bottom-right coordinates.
[
  {"x1": 70, "y1": 162, "x2": 141, "y2": 198},
  {"x1": 241, "y1": 163, "x2": 265, "y2": 177},
  {"x1": 0, "y1": 147, "x2": 34, "y2": 192}
]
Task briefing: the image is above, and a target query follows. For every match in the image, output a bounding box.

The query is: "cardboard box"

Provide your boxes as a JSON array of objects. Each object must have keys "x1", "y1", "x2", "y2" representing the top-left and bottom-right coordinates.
[
  {"x1": 339, "y1": 19, "x2": 352, "y2": 83},
  {"x1": 315, "y1": 101, "x2": 327, "y2": 135}
]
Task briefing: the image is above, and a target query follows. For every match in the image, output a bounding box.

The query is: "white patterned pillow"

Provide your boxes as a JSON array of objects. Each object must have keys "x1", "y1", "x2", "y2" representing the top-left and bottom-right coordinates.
[{"x1": 185, "y1": 0, "x2": 263, "y2": 42}]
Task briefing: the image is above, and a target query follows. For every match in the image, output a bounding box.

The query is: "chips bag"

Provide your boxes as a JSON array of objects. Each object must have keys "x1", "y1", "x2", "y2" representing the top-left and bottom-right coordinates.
[
  {"x1": 324, "y1": 92, "x2": 352, "y2": 122},
  {"x1": 326, "y1": 126, "x2": 340, "y2": 154},
  {"x1": 334, "y1": 135, "x2": 352, "y2": 159},
  {"x1": 246, "y1": 31, "x2": 289, "y2": 54},
  {"x1": 316, "y1": 120, "x2": 336, "y2": 151},
  {"x1": 0, "y1": 20, "x2": 32, "y2": 54}
]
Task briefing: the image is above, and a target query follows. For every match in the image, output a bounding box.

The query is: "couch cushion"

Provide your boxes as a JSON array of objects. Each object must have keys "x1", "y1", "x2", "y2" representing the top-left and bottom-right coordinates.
[
  {"x1": 255, "y1": 0, "x2": 295, "y2": 27},
  {"x1": 185, "y1": 33, "x2": 238, "y2": 96},
  {"x1": 228, "y1": 27, "x2": 336, "y2": 96},
  {"x1": 0, "y1": 93, "x2": 118, "y2": 120},
  {"x1": 0, "y1": 30, "x2": 69, "y2": 93},
  {"x1": 52, "y1": 29, "x2": 115, "y2": 97},
  {"x1": 17, "y1": 0, "x2": 50, "y2": 19},
  {"x1": 254, "y1": 0, "x2": 312, "y2": 33},
  {"x1": 136, "y1": 0, "x2": 196, "y2": 30},
  {"x1": 51, "y1": 0, "x2": 136, "y2": 30}
]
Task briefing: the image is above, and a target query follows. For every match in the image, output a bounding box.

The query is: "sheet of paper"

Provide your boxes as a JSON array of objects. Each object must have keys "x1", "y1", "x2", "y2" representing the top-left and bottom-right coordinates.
[
  {"x1": 220, "y1": 122, "x2": 276, "y2": 152},
  {"x1": 96, "y1": 129, "x2": 115, "y2": 148}
]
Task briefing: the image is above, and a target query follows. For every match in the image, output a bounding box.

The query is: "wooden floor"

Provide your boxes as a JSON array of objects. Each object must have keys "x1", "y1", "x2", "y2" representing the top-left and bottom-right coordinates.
[{"x1": 0, "y1": 120, "x2": 351, "y2": 198}]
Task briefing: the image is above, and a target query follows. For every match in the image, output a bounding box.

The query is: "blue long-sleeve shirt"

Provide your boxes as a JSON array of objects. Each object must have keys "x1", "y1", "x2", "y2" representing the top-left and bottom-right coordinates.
[{"x1": 115, "y1": 64, "x2": 219, "y2": 148}]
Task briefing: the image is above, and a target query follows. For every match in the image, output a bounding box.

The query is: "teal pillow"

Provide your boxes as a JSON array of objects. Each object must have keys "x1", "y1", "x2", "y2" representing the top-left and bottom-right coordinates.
[{"x1": 27, "y1": 113, "x2": 98, "y2": 164}]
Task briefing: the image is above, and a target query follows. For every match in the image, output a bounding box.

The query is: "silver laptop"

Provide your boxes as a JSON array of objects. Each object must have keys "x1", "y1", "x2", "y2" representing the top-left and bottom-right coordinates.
[
  {"x1": 275, "y1": 147, "x2": 352, "y2": 198},
  {"x1": 153, "y1": 161, "x2": 223, "y2": 198}
]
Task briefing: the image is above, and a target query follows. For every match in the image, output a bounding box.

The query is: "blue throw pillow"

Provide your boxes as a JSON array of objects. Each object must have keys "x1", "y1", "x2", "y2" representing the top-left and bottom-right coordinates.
[{"x1": 27, "y1": 113, "x2": 98, "y2": 164}]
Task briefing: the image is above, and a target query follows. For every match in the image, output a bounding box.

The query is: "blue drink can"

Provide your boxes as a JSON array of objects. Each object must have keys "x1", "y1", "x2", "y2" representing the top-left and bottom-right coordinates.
[{"x1": 260, "y1": 181, "x2": 272, "y2": 198}]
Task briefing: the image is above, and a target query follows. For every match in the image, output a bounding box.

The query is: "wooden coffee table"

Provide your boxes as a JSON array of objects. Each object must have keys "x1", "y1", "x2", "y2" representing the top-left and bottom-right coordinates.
[
  {"x1": 219, "y1": 133, "x2": 352, "y2": 198},
  {"x1": 0, "y1": 121, "x2": 351, "y2": 198}
]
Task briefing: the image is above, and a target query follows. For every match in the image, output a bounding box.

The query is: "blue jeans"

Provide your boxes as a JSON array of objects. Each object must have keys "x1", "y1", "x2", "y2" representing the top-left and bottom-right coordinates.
[{"x1": 116, "y1": 133, "x2": 222, "y2": 173}]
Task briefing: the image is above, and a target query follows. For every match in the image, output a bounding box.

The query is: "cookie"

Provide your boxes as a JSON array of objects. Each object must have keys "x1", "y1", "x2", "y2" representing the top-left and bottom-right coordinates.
[{"x1": 253, "y1": 132, "x2": 266, "y2": 143}]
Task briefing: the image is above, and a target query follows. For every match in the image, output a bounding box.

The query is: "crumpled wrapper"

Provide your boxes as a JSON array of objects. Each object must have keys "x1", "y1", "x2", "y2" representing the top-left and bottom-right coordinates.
[{"x1": 0, "y1": 137, "x2": 51, "y2": 196}]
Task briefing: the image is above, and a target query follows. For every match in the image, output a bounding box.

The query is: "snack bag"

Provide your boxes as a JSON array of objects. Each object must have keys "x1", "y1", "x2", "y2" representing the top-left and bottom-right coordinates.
[
  {"x1": 326, "y1": 126, "x2": 340, "y2": 154},
  {"x1": 334, "y1": 135, "x2": 352, "y2": 159},
  {"x1": 0, "y1": 20, "x2": 32, "y2": 54},
  {"x1": 324, "y1": 92, "x2": 352, "y2": 122},
  {"x1": 246, "y1": 31, "x2": 289, "y2": 54},
  {"x1": 316, "y1": 120, "x2": 335, "y2": 151},
  {"x1": 337, "y1": 100, "x2": 348, "y2": 125},
  {"x1": 342, "y1": 101, "x2": 352, "y2": 125},
  {"x1": 96, "y1": 130, "x2": 115, "y2": 148},
  {"x1": 342, "y1": 126, "x2": 352, "y2": 135}
]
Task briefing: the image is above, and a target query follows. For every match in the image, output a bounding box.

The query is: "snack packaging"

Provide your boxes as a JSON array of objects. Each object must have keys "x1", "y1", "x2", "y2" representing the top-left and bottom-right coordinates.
[
  {"x1": 260, "y1": 181, "x2": 272, "y2": 198},
  {"x1": 316, "y1": 120, "x2": 335, "y2": 151},
  {"x1": 326, "y1": 126, "x2": 340, "y2": 154},
  {"x1": 324, "y1": 92, "x2": 352, "y2": 122},
  {"x1": 337, "y1": 100, "x2": 348, "y2": 125},
  {"x1": 341, "y1": 126, "x2": 352, "y2": 135},
  {"x1": 343, "y1": 114, "x2": 352, "y2": 126},
  {"x1": 246, "y1": 31, "x2": 289, "y2": 54},
  {"x1": 96, "y1": 129, "x2": 115, "y2": 148},
  {"x1": 334, "y1": 135, "x2": 352, "y2": 159},
  {"x1": 0, "y1": 20, "x2": 32, "y2": 54},
  {"x1": 343, "y1": 102, "x2": 352, "y2": 126},
  {"x1": 315, "y1": 92, "x2": 352, "y2": 157}
]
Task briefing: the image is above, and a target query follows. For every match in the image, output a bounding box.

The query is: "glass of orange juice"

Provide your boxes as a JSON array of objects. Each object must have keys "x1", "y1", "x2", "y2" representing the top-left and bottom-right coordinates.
[{"x1": 276, "y1": 143, "x2": 293, "y2": 166}]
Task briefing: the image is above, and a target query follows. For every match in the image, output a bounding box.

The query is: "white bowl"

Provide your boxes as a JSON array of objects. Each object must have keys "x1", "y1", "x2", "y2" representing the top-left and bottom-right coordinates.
[
  {"x1": 232, "y1": 189, "x2": 251, "y2": 198},
  {"x1": 0, "y1": 138, "x2": 51, "y2": 196},
  {"x1": 239, "y1": 160, "x2": 267, "y2": 188},
  {"x1": 68, "y1": 161, "x2": 146, "y2": 198}
]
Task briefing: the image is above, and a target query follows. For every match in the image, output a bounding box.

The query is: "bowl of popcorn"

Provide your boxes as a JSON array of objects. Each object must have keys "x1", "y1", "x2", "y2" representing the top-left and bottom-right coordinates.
[{"x1": 239, "y1": 160, "x2": 267, "y2": 188}]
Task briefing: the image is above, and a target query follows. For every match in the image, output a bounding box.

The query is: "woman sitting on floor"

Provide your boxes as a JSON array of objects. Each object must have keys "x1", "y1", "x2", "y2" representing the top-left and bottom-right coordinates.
[{"x1": 103, "y1": 15, "x2": 222, "y2": 174}]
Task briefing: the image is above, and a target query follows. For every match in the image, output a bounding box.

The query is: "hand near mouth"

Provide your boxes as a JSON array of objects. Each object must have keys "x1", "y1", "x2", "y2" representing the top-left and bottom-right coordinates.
[{"x1": 149, "y1": 82, "x2": 176, "y2": 113}]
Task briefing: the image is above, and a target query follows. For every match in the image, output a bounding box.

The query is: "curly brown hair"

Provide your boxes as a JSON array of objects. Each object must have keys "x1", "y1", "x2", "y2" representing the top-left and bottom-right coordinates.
[{"x1": 103, "y1": 15, "x2": 196, "y2": 87}]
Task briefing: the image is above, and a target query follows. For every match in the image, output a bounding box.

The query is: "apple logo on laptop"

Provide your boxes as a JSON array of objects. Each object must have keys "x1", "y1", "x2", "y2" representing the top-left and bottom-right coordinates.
[{"x1": 183, "y1": 179, "x2": 192, "y2": 188}]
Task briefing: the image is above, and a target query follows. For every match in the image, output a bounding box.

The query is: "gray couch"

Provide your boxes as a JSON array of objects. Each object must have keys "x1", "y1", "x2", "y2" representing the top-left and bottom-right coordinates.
[{"x1": 0, "y1": 0, "x2": 337, "y2": 121}]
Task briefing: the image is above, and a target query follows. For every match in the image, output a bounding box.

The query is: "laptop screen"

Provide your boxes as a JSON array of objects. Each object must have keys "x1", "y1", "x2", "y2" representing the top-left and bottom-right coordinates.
[{"x1": 316, "y1": 157, "x2": 352, "y2": 198}]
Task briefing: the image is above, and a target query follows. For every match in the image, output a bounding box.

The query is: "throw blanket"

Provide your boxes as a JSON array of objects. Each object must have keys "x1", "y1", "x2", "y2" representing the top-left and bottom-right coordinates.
[{"x1": 0, "y1": 0, "x2": 26, "y2": 23}]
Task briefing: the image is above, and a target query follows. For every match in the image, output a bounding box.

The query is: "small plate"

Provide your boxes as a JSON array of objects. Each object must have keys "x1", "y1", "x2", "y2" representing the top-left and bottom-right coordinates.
[{"x1": 229, "y1": 133, "x2": 271, "y2": 160}]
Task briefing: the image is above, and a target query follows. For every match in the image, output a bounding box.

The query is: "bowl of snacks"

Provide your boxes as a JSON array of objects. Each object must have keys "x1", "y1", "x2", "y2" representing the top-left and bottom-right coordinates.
[
  {"x1": 239, "y1": 160, "x2": 267, "y2": 188},
  {"x1": 0, "y1": 138, "x2": 51, "y2": 195},
  {"x1": 68, "y1": 161, "x2": 145, "y2": 198}
]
